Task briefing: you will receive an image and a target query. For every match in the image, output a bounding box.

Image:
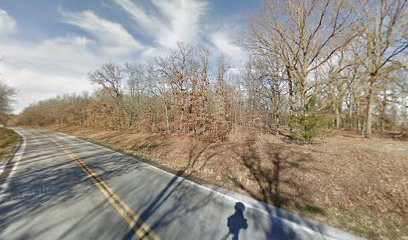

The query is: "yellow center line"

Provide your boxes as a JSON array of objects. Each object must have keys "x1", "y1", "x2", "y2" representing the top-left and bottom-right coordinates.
[{"x1": 48, "y1": 136, "x2": 160, "y2": 240}]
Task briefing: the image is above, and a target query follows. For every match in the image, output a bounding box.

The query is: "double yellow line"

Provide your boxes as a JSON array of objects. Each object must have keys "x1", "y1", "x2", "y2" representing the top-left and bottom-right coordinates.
[{"x1": 48, "y1": 136, "x2": 160, "y2": 240}]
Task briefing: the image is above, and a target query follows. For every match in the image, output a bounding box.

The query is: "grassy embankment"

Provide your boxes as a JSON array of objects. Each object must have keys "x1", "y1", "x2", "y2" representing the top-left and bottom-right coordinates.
[
  {"x1": 0, "y1": 128, "x2": 21, "y2": 163},
  {"x1": 44, "y1": 125, "x2": 407, "y2": 240}
]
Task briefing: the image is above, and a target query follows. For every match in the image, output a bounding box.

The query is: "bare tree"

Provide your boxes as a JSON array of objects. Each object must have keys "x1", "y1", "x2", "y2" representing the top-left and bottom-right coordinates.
[
  {"x1": 354, "y1": 0, "x2": 408, "y2": 137},
  {"x1": 123, "y1": 63, "x2": 146, "y2": 129},
  {"x1": 88, "y1": 63, "x2": 124, "y2": 129},
  {"x1": 0, "y1": 81, "x2": 16, "y2": 125},
  {"x1": 246, "y1": 0, "x2": 358, "y2": 116},
  {"x1": 154, "y1": 42, "x2": 198, "y2": 133},
  {"x1": 147, "y1": 62, "x2": 172, "y2": 133},
  {"x1": 213, "y1": 53, "x2": 233, "y2": 139},
  {"x1": 243, "y1": 56, "x2": 287, "y2": 134}
]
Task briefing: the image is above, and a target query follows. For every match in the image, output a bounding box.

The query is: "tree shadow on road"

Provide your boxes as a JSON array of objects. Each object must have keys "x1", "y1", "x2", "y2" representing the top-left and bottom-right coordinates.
[
  {"x1": 122, "y1": 163, "x2": 216, "y2": 239},
  {"x1": 0, "y1": 132, "x2": 146, "y2": 239},
  {"x1": 226, "y1": 138, "x2": 329, "y2": 239},
  {"x1": 119, "y1": 135, "x2": 331, "y2": 239},
  {"x1": 1, "y1": 130, "x2": 335, "y2": 240},
  {"x1": 1, "y1": 131, "x2": 220, "y2": 239}
]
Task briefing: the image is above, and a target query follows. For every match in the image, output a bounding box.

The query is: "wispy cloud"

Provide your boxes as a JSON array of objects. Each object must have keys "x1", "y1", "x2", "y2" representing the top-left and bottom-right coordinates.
[
  {"x1": 114, "y1": 0, "x2": 209, "y2": 48},
  {"x1": 59, "y1": 9, "x2": 143, "y2": 55},
  {"x1": 210, "y1": 31, "x2": 245, "y2": 66},
  {"x1": 114, "y1": 0, "x2": 244, "y2": 62},
  {"x1": 0, "y1": 9, "x2": 16, "y2": 36},
  {"x1": 150, "y1": 0, "x2": 209, "y2": 47}
]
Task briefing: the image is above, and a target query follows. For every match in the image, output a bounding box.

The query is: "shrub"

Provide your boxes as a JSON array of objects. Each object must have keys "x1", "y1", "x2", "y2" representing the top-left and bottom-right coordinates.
[{"x1": 288, "y1": 114, "x2": 324, "y2": 143}]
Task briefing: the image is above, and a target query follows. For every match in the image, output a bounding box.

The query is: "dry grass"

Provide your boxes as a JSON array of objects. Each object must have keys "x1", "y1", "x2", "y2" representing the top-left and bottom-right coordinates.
[
  {"x1": 49, "y1": 125, "x2": 408, "y2": 240},
  {"x1": 0, "y1": 128, "x2": 21, "y2": 163}
]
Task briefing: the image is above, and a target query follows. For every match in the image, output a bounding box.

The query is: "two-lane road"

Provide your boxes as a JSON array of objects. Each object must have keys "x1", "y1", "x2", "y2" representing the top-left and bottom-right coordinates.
[{"x1": 0, "y1": 128, "x2": 363, "y2": 240}]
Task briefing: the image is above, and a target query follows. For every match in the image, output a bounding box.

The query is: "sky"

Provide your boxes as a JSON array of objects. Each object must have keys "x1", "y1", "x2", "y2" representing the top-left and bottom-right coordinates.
[{"x1": 0, "y1": 0, "x2": 263, "y2": 114}]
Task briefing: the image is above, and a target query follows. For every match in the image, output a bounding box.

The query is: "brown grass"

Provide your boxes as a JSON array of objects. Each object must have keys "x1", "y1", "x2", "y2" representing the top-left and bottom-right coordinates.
[
  {"x1": 0, "y1": 128, "x2": 21, "y2": 163},
  {"x1": 48, "y1": 125, "x2": 408, "y2": 240}
]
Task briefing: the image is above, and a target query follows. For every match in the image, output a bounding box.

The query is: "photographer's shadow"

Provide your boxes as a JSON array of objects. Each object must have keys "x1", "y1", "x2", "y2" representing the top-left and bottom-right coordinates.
[{"x1": 221, "y1": 202, "x2": 248, "y2": 240}]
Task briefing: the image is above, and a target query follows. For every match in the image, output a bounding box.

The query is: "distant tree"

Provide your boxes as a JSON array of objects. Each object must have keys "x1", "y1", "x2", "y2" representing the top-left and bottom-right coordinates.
[
  {"x1": 88, "y1": 63, "x2": 124, "y2": 129},
  {"x1": 0, "y1": 81, "x2": 16, "y2": 125},
  {"x1": 154, "y1": 42, "x2": 198, "y2": 134},
  {"x1": 123, "y1": 63, "x2": 146, "y2": 129},
  {"x1": 213, "y1": 53, "x2": 233, "y2": 140}
]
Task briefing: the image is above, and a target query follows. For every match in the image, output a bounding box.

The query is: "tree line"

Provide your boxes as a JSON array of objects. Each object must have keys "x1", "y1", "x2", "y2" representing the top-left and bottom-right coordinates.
[{"x1": 17, "y1": 0, "x2": 408, "y2": 141}]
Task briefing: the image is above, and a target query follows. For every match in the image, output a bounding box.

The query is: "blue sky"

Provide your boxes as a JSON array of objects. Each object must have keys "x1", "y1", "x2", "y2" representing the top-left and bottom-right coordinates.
[{"x1": 0, "y1": 0, "x2": 262, "y2": 113}]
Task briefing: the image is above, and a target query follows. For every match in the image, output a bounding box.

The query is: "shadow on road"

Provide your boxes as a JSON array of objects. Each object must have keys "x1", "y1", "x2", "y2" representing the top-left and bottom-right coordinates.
[
  {"x1": 1, "y1": 130, "x2": 336, "y2": 239},
  {"x1": 227, "y1": 138, "x2": 329, "y2": 238},
  {"x1": 119, "y1": 133, "x2": 331, "y2": 239},
  {"x1": 122, "y1": 169, "x2": 215, "y2": 239},
  {"x1": 0, "y1": 130, "x2": 221, "y2": 239},
  {"x1": 0, "y1": 132, "x2": 146, "y2": 238},
  {"x1": 221, "y1": 202, "x2": 248, "y2": 240}
]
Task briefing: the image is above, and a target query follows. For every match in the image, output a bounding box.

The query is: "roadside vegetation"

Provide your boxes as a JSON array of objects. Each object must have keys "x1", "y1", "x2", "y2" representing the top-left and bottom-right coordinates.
[
  {"x1": 46, "y1": 125, "x2": 407, "y2": 240},
  {"x1": 0, "y1": 128, "x2": 20, "y2": 163},
  {"x1": 0, "y1": 80, "x2": 19, "y2": 162},
  {"x1": 12, "y1": 0, "x2": 408, "y2": 239}
]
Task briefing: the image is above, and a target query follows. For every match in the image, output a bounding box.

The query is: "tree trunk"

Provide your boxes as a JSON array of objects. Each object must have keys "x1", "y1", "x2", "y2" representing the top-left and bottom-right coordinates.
[
  {"x1": 348, "y1": 98, "x2": 353, "y2": 128},
  {"x1": 380, "y1": 88, "x2": 387, "y2": 136},
  {"x1": 365, "y1": 79, "x2": 375, "y2": 138},
  {"x1": 336, "y1": 88, "x2": 343, "y2": 129},
  {"x1": 401, "y1": 93, "x2": 407, "y2": 134},
  {"x1": 163, "y1": 100, "x2": 170, "y2": 134},
  {"x1": 335, "y1": 103, "x2": 341, "y2": 129},
  {"x1": 179, "y1": 107, "x2": 185, "y2": 134},
  {"x1": 286, "y1": 67, "x2": 294, "y2": 117}
]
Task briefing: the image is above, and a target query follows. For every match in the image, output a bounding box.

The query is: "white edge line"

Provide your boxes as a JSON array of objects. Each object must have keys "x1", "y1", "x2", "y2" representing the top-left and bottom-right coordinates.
[{"x1": 0, "y1": 163, "x2": 4, "y2": 176}]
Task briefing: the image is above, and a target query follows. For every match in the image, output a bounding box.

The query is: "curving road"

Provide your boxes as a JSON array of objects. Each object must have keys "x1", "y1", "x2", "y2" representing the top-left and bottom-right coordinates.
[{"x1": 0, "y1": 128, "x2": 364, "y2": 240}]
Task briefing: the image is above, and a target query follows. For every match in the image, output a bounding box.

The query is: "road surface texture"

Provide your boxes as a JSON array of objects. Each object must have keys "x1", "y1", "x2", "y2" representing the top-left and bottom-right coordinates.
[{"x1": 0, "y1": 128, "x2": 364, "y2": 240}]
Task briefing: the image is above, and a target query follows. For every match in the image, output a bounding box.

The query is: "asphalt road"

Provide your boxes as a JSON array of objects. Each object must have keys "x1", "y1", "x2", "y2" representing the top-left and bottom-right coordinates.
[{"x1": 0, "y1": 128, "x2": 364, "y2": 240}]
